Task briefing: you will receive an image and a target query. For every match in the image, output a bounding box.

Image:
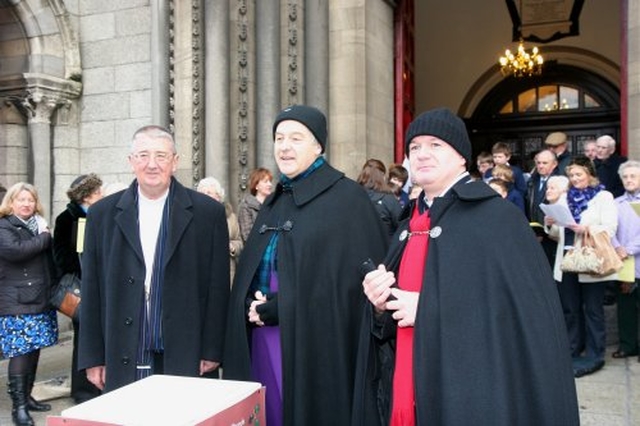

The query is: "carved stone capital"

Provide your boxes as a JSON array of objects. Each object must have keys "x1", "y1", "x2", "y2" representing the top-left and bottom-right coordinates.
[
  {"x1": 0, "y1": 73, "x2": 81, "y2": 124},
  {"x1": 23, "y1": 91, "x2": 66, "y2": 124}
]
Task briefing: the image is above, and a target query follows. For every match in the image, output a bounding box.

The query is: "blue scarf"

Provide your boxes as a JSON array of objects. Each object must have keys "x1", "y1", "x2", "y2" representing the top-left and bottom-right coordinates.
[{"x1": 567, "y1": 184, "x2": 604, "y2": 223}]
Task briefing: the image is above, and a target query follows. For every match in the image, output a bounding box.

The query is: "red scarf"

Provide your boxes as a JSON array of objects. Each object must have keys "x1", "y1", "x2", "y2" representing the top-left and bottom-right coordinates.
[{"x1": 390, "y1": 204, "x2": 430, "y2": 426}]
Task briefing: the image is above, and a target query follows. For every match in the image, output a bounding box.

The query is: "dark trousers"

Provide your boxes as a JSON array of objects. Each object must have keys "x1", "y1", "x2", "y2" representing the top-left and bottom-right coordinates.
[
  {"x1": 616, "y1": 279, "x2": 640, "y2": 353},
  {"x1": 72, "y1": 320, "x2": 101, "y2": 403},
  {"x1": 557, "y1": 272, "x2": 607, "y2": 361}
]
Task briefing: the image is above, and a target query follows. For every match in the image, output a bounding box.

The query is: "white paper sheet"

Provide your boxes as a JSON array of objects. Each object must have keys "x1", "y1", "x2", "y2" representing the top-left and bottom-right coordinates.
[{"x1": 539, "y1": 203, "x2": 576, "y2": 227}]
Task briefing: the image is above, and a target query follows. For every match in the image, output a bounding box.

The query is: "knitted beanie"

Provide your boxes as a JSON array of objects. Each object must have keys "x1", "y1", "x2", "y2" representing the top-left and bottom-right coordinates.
[
  {"x1": 272, "y1": 105, "x2": 328, "y2": 153},
  {"x1": 404, "y1": 108, "x2": 472, "y2": 165}
]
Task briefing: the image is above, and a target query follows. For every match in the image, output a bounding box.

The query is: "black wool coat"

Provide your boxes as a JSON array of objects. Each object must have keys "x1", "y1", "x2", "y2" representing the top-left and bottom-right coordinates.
[
  {"x1": 223, "y1": 162, "x2": 388, "y2": 426},
  {"x1": 354, "y1": 178, "x2": 579, "y2": 426},
  {"x1": 53, "y1": 202, "x2": 85, "y2": 277},
  {"x1": 0, "y1": 216, "x2": 56, "y2": 315},
  {"x1": 78, "y1": 178, "x2": 230, "y2": 391}
]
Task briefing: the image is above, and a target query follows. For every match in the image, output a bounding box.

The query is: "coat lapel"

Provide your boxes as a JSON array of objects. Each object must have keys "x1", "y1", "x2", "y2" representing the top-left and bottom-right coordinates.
[
  {"x1": 114, "y1": 186, "x2": 144, "y2": 263},
  {"x1": 163, "y1": 180, "x2": 193, "y2": 266}
]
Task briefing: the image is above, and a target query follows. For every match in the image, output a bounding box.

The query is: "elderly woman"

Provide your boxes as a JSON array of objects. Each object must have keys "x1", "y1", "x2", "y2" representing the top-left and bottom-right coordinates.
[
  {"x1": 0, "y1": 183, "x2": 59, "y2": 426},
  {"x1": 197, "y1": 177, "x2": 243, "y2": 283},
  {"x1": 52, "y1": 173, "x2": 103, "y2": 404},
  {"x1": 611, "y1": 160, "x2": 640, "y2": 359},
  {"x1": 546, "y1": 156, "x2": 618, "y2": 377}
]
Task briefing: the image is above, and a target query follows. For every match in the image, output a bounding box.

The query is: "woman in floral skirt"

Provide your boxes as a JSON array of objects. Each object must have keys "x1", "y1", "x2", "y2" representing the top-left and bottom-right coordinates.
[{"x1": 0, "y1": 183, "x2": 58, "y2": 426}]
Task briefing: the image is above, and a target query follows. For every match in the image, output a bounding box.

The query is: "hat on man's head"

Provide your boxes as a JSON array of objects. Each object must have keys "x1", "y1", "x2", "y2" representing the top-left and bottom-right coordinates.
[
  {"x1": 66, "y1": 173, "x2": 103, "y2": 203},
  {"x1": 404, "y1": 107, "x2": 472, "y2": 165},
  {"x1": 272, "y1": 105, "x2": 328, "y2": 153},
  {"x1": 545, "y1": 132, "x2": 568, "y2": 146}
]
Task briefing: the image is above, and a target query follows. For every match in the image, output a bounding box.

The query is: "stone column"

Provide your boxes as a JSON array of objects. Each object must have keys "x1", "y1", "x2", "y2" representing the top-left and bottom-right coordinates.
[
  {"x1": 204, "y1": 0, "x2": 230, "y2": 190},
  {"x1": 627, "y1": 0, "x2": 640, "y2": 160},
  {"x1": 22, "y1": 91, "x2": 63, "y2": 222},
  {"x1": 304, "y1": 0, "x2": 329, "y2": 119},
  {"x1": 328, "y1": 0, "x2": 395, "y2": 178},
  {"x1": 255, "y1": 0, "x2": 280, "y2": 172},
  {"x1": 151, "y1": 0, "x2": 171, "y2": 127}
]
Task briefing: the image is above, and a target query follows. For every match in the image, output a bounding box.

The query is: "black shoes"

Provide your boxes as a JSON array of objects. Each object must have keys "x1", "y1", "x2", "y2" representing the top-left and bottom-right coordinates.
[{"x1": 573, "y1": 358, "x2": 605, "y2": 378}]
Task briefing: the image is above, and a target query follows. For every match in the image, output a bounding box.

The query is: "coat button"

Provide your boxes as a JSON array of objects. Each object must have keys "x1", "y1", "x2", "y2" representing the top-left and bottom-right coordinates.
[
  {"x1": 127, "y1": 277, "x2": 135, "y2": 284},
  {"x1": 124, "y1": 317, "x2": 133, "y2": 326},
  {"x1": 121, "y1": 356, "x2": 130, "y2": 365}
]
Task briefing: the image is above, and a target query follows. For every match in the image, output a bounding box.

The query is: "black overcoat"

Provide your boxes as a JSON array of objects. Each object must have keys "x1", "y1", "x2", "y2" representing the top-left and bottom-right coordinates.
[
  {"x1": 78, "y1": 178, "x2": 230, "y2": 391},
  {"x1": 223, "y1": 162, "x2": 388, "y2": 425},
  {"x1": 0, "y1": 215, "x2": 56, "y2": 315},
  {"x1": 354, "y1": 178, "x2": 579, "y2": 426}
]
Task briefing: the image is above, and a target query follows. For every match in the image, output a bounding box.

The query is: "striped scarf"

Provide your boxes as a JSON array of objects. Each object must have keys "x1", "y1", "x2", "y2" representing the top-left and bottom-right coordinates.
[{"x1": 136, "y1": 186, "x2": 171, "y2": 379}]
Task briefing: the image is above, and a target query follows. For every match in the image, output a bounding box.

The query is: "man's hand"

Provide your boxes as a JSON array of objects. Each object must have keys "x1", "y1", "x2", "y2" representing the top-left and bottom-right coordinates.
[
  {"x1": 86, "y1": 366, "x2": 106, "y2": 390},
  {"x1": 362, "y1": 265, "x2": 396, "y2": 314},
  {"x1": 248, "y1": 291, "x2": 267, "y2": 326},
  {"x1": 386, "y1": 289, "x2": 420, "y2": 328},
  {"x1": 200, "y1": 360, "x2": 220, "y2": 375}
]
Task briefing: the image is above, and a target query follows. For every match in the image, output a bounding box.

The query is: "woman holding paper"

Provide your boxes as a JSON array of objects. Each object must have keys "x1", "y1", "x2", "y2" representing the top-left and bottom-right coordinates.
[
  {"x1": 611, "y1": 160, "x2": 640, "y2": 360},
  {"x1": 546, "y1": 156, "x2": 618, "y2": 378}
]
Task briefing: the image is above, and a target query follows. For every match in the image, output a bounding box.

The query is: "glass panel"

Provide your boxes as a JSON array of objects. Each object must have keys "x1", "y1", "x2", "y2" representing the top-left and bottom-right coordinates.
[
  {"x1": 523, "y1": 136, "x2": 544, "y2": 157},
  {"x1": 538, "y1": 85, "x2": 558, "y2": 111},
  {"x1": 518, "y1": 89, "x2": 537, "y2": 112},
  {"x1": 584, "y1": 94, "x2": 601, "y2": 108},
  {"x1": 559, "y1": 86, "x2": 579, "y2": 110},
  {"x1": 500, "y1": 101, "x2": 514, "y2": 114}
]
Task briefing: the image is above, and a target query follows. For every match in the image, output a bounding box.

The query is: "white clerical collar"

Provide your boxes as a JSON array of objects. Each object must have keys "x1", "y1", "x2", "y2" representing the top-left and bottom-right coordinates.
[{"x1": 423, "y1": 171, "x2": 471, "y2": 207}]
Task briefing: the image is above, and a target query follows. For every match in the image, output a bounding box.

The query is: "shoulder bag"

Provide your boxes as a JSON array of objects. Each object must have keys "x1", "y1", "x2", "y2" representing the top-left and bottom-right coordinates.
[
  {"x1": 560, "y1": 230, "x2": 623, "y2": 277},
  {"x1": 50, "y1": 273, "x2": 81, "y2": 319}
]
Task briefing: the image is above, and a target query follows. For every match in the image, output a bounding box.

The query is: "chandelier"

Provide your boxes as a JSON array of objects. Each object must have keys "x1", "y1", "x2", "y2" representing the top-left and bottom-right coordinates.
[{"x1": 499, "y1": 40, "x2": 544, "y2": 77}]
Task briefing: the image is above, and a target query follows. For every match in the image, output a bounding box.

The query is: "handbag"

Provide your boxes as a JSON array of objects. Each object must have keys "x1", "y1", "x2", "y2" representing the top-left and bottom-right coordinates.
[
  {"x1": 560, "y1": 230, "x2": 623, "y2": 276},
  {"x1": 586, "y1": 230, "x2": 624, "y2": 276},
  {"x1": 50, "y1": 273, "x2": 81, "y2": 319}
]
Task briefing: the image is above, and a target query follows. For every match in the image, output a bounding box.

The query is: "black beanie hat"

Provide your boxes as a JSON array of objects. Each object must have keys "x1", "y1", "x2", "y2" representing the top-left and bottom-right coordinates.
[
  {"x1": 404, "y1": 108, "x2": 472, "y2": 165},
  {"x1": 272, "y1": 105, "x2": 328, "y2": 153}
]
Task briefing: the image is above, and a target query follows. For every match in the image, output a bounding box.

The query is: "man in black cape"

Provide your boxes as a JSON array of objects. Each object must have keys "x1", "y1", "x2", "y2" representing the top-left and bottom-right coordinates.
[
  {"x1": 223, "y1": 105, "x2": 388, "y2": 426},
  {"x1": 354, "y1": 108, "x2": 579, "y2": 425}
]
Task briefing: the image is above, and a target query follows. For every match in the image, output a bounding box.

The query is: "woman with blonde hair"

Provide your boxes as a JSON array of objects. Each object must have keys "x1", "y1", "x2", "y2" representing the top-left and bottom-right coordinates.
[
  {"x1": 0, "y1": 183, "x2": 59, "y2": 426},
  {"x1": 546, "y1": 156, "x2": 618, "y2": 378}
]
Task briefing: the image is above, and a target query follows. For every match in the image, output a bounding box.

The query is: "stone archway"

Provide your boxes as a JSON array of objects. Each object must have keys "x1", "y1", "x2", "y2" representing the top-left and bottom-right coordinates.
[
  {"x1": 0, "y1": 0, "x2": 82, "y2": 218},
  {"x1": 459, "y1": 45, "x2": 619, "y2": 118}
]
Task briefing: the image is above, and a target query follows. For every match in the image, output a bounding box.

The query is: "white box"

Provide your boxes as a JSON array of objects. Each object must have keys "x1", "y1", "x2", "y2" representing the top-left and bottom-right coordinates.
[{"x1": 47, "y1": 375, "x2": 265, "y2": 426}]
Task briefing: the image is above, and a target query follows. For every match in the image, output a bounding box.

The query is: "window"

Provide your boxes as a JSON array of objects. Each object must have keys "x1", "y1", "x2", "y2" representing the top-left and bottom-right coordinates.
[{"x1": 499, "y1": 84, "x2": 601, "y2": 115}]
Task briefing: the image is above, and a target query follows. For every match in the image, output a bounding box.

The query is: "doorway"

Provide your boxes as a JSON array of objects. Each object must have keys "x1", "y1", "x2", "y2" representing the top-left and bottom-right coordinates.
[{"x1": 467, "y1": 63, "x2": 620, "y2": 172}]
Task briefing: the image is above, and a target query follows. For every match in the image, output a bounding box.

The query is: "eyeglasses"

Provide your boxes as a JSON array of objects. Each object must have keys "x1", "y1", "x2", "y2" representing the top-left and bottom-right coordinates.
[{"x1": 131, "y1": 151, "x2": 174, "y2": 164}]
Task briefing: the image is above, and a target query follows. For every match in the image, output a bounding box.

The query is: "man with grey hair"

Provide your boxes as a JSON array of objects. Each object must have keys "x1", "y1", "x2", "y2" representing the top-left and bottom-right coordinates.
[
  {"x1": 79, "y1": 125, "x2": 230, "y2": 392},
  {"x1": 526, "y1": 149, "x2": 559, "y2": 266},
  {"x1": 583, "y1": 139, "x2": 597, "y2": 161},
  {"x1": 595, "y1": 134, "x2": 627, "y2": 197}
]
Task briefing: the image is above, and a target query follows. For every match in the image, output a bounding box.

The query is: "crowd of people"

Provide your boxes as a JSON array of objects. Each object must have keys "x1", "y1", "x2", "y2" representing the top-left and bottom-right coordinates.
[{"x1": 0, "y1": 103, "x2": 637, "y2": 425}]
